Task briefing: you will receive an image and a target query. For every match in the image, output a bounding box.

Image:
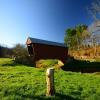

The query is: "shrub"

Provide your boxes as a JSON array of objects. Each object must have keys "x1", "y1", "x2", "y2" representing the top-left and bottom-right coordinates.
[{"x1": 12, "y1": 44, "x2": 33, "y2": 66}]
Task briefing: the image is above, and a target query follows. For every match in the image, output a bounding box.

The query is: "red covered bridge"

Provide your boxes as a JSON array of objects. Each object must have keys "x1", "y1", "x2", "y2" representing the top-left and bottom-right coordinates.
[{"x1": 26, "y1": 37, "x2": 68, "y2": 63}]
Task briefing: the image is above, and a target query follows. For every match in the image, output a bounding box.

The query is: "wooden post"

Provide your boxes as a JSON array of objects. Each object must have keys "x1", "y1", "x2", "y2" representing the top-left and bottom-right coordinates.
[{"x1": 46, "y1": 68, "x2": 55, "y2": 96}]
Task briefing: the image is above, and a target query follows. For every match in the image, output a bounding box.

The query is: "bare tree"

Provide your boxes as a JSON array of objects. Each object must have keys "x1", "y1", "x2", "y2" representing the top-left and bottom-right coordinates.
[
  {"x1": 88, "y1": 21, "x2": 100, "y2": 57},
  {"x1": 88, "y1": 0, "x2": 100, "y2": 57},
  {"x1": 88, "y1": 0, "x2": 100, "y2": 21}
]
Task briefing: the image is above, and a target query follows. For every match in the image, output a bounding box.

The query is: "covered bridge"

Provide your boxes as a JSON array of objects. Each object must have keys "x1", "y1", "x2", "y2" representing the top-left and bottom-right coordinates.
[{"x1": 26, "y1": 37, "x2": 68, "y2": 63}]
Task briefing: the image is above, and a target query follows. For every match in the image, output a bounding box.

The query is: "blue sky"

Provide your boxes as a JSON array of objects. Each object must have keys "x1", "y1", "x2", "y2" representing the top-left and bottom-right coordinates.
[{"x1": 0, "y1": 0, "x2": 93, "y2": 47}]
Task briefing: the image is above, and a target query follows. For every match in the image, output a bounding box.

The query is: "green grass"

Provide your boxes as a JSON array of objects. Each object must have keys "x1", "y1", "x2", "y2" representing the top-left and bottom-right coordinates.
[
  {"x1": 0, "y1": 58, "x2": 100, "y2": 100},
  {"x1": 0, "y1": 58, "x2": 14, "y2": 66}
]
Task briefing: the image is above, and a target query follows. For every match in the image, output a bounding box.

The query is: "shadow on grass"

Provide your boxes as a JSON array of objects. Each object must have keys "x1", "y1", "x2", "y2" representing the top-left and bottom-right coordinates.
[
  {"x1": 2, "y1": 62, "x2": 17, "y2": 67},
  {"x1": 1, "y1": 60, "x2": 34, "y2": 67},
  {"x1": 16, "y1": 93, "x2": 79, "y2": 100},
  {"x1": 62, "y1": 58, "x2": 100, "y2": 73}
]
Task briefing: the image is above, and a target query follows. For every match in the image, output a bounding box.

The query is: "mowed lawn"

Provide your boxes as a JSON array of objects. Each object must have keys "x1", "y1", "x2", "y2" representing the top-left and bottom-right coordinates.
[{"x1": 0, "y1": 58, "x2": 100, "y2": 100}]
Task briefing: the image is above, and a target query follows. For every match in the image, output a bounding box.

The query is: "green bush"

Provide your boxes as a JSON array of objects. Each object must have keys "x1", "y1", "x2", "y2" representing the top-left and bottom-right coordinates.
[{"x1": 12, "y1": 44, "x2": 33, "y2": 66}]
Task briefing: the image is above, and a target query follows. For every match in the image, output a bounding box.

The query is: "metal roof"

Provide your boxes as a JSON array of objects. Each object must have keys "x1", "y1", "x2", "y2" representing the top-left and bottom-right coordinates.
[{"x1": 28, "y1": 37, "x2": 66, "y2": 47}]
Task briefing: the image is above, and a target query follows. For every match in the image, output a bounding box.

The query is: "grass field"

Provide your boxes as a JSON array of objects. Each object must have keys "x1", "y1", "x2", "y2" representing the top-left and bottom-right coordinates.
[{"x1": 0, "y1": 58, "x2": 100, "y2": 100}]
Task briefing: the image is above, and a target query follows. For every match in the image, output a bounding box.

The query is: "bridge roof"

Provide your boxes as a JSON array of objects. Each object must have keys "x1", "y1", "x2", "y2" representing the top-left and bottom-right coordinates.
[{"x1": 26, "y1": 37, "x2": 67, "y2": 47}]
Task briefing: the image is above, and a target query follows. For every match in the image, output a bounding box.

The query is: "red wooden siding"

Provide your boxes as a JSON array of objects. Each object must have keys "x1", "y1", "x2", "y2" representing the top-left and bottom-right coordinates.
[{"x1": 32, "y1": 43, "x2": 67, "y2": 63}]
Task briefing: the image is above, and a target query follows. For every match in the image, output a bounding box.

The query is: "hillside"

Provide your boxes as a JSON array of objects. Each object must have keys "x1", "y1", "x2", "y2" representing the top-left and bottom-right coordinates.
[
  {"x1": 69, "y1": 46, "x2": 100, "y2": 61},
  {"x1": 0, "y1": 58, "x2": 100, "y2": 100}
]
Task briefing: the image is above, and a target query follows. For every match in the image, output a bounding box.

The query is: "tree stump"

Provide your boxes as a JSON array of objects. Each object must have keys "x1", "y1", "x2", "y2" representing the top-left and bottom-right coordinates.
[{"x1": 46, "y1": 68, "x2": 55, "y2": 96}]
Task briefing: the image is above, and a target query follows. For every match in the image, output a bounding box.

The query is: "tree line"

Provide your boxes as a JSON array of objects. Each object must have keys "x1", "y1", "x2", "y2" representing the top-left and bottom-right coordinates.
[{"x1": 0, "y1": 45, "x2": 13, "y2": 58}]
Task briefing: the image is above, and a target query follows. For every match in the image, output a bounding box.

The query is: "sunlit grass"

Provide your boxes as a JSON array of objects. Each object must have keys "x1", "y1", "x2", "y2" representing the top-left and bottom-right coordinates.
[{"x1": 0, "y1": 58, "x2": 100, "y2": 100}]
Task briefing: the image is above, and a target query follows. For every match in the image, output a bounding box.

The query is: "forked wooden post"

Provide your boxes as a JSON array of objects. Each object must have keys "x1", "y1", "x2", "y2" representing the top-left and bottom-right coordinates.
[{"x1": 46, "y1": 68, "x2": 55, "y2": 96}]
